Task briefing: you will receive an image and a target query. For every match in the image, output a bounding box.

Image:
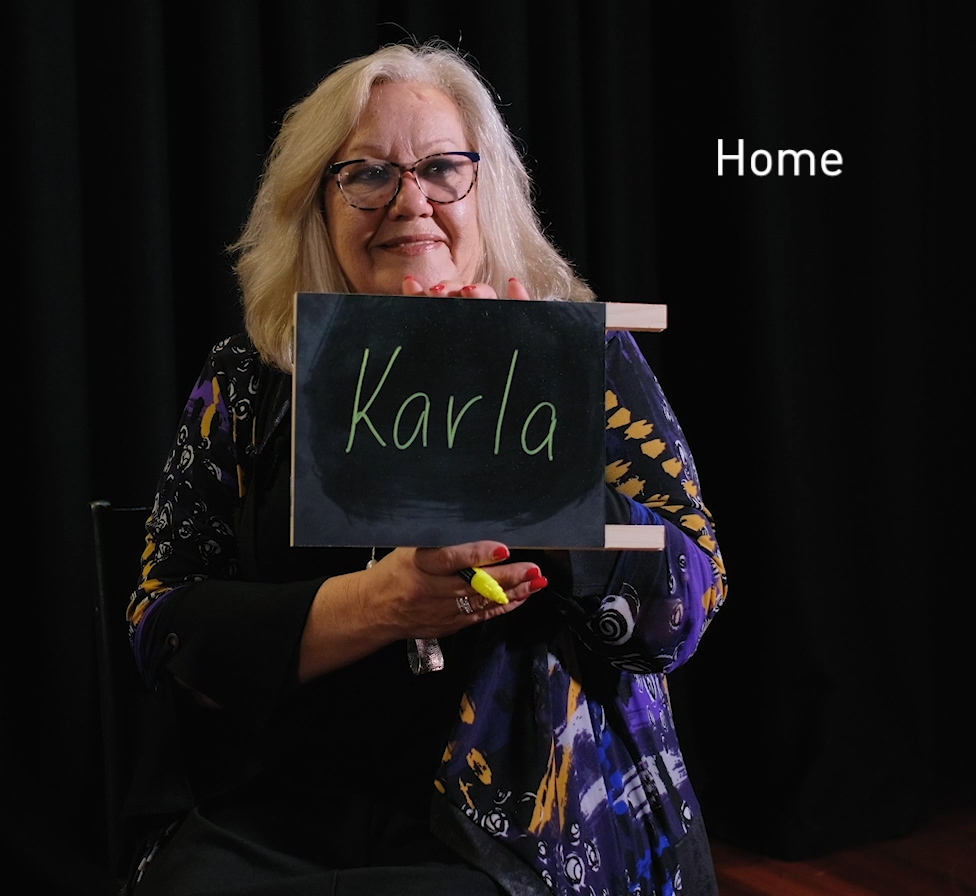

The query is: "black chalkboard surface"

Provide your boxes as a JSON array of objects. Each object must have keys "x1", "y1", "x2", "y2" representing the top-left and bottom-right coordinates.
[{"x1": 292, "y1": 293, "x2": 609, "y2": 549}]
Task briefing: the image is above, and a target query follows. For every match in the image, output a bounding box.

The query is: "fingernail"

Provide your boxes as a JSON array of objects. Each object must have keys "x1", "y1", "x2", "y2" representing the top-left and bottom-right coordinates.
[
  {"x1": 461, "y1": 284, "x2": 477, "y2": 293},
  {"x1": 431, "y1": 284, "x2": 446, "y2": 293},
  {"x1": 526, "y1": 566, "x2": 541, "y2": 580},
  {"x1": 530, "y1": 576, "x2": 548, "y2": 591},
  {"x1": 404, "y1": 275, "x2": 418, "y2": 283},
  {"x1": 492, "y1": 546, "x2": 510, "y2": 561}
]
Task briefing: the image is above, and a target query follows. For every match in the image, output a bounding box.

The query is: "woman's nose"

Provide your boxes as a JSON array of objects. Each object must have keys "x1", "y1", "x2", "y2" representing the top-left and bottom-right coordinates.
[{"x1": 388, "y1": 171, "x2": 432, "y2": 217}]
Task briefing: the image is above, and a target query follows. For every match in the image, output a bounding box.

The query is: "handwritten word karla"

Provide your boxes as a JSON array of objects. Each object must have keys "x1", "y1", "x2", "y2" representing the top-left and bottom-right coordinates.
[
  {"x1": 717, "y1": 138, "x2": 843, "y2": 176},
  {"x1": 345, "y1": 346, "x2": 557, "y2": 459}
]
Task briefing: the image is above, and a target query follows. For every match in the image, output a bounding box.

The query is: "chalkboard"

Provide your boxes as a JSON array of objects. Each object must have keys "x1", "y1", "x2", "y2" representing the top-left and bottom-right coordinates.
[{"x1": 292, "y1": 293, "x2": 608, "y2": 549}]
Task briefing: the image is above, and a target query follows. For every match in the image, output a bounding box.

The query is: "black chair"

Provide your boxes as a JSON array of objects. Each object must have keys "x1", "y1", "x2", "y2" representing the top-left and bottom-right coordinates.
[{"x1": 89, "y1": 499, "x2": 151, "y2": 885}]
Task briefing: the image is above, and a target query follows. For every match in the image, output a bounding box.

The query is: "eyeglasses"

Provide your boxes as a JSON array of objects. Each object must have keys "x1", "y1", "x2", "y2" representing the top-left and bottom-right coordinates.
[{"x1": 327, "y1": 151, "x2": 480, "y2": 210}]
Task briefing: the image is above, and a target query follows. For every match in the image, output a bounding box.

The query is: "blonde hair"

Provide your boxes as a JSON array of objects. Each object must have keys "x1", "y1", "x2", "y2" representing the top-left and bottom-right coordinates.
[{"x1": 231, "y1": 41, "x2": 595, "y2": 371}]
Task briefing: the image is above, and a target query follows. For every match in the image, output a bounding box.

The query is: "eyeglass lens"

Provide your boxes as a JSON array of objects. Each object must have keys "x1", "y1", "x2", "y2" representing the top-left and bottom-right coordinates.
[{"x1": 335, "y1": 153, "x2": 477, "y2": 209}]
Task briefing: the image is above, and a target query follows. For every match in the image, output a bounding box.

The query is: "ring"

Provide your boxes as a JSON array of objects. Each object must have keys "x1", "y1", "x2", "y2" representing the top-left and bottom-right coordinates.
[{"x1": 456, "y1": 595, "x2": 474, "y2": 615}]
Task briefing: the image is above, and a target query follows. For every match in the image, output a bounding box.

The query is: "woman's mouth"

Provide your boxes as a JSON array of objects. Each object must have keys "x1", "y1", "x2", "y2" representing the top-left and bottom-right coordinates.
[{"x1": 375, "y1": 235, "x2": 445, "y2": 255}]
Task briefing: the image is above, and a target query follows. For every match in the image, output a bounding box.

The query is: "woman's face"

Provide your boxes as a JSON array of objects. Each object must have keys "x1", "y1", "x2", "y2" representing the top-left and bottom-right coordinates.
[{"x1": 324, "y1": 81, "x2": 483, "y2": 295}]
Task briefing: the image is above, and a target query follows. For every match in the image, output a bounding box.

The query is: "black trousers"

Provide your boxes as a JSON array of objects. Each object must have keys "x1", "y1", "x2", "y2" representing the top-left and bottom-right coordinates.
[
  {"x1": 128, "y1": 808, "x2": 507, "y2": 896},
  {"x1": 129, "y1": 805, "x2": 717, "y2": 895}
]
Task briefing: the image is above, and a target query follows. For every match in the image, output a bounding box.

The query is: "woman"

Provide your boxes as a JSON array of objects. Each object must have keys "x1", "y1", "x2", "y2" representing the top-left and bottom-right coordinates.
[{"x1": 125, "y1": 42, "x2": 727, "y2": 895}]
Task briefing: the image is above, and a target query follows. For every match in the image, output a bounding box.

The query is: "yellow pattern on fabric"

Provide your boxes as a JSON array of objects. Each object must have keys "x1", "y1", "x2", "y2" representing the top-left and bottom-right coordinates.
[
  {"x1": 128, "y1": 597, "x2": 149, "y2": 626},
  {"x1": 624, "y1": 419, "x2": 655, "y2": 440},
  {"x1": 528, "y1": 740, "x2": 562, "y2": 833},
  {"x1": 459, "y1": 692, "x2": 476, "y2": 724},
  {"x1": 697, "y1": 533, "x2": 717, "y2": 553},
  {"x1": 702, "y1": 585, "x2": 721, "y2": 615},
  {"x1": 605, "y1": 459, "x2": 631, "y2": 482},
  {"x1": 679, "y1": 513, "x2": 708, "y2": 532},
  {"x1": 130, "y1": 534, "x2": 164, "y2": 625},
  {"x1": 201, "y1": 377, "x2": 221, "y2": 439},
  {"x1": 643, "y1": 493, "x2": 671, "y2": 507},
  {"x1": 662, "y1": 457, "x2": 683, "y2": 477},
  {"x1": 466, "y1": 748, "x2": 492, "y2": 784},
  {"x1": 604, "y1": 385, "x2": 727, "y2": 613},
  {"x1": 128, "y1": 578, "x2": 172, "y2": 626},
  {"x1": 528, "y1": 675, "x2": 582, "y2": 834},
  {"x1": 617, "y1": 477, "x2": 646, "y2": 498}
]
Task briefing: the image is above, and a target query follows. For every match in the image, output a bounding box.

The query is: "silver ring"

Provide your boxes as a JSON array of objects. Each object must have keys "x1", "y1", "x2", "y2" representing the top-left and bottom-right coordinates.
[{"x1": 456, "y1": 595, "x2": 474, "y2": 615}]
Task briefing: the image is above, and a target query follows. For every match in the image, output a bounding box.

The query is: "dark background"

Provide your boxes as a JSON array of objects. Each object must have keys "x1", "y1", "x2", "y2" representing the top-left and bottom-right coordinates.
[{"x1": 6, "y1": 2, "x2": 971, "y2": 893}]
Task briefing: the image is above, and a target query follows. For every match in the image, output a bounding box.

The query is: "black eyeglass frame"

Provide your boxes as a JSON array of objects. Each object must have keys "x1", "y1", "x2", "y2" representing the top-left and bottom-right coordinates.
[{"x1": 326, "y1": 151, "x2": 481, "y2": 210}]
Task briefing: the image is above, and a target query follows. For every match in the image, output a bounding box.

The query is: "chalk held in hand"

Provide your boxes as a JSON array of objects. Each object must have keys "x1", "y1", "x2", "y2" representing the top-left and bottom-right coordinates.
[{"x1": 458, "y1": 567, "x2": 509, "y2": 605}]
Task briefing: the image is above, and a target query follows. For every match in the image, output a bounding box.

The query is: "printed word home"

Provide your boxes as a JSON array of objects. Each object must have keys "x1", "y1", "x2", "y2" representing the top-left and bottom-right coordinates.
[{"x1": 717, "y1": 138, "x2": 843, "y2": 176}]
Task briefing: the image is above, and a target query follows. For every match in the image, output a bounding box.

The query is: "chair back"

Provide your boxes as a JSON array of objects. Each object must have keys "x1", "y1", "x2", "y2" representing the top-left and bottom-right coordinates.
[{"x1": 89, "y1": 499, "x2": 150, "y2": 883}]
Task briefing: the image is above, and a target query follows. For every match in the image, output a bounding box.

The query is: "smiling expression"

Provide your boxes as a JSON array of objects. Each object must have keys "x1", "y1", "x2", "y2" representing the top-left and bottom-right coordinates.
[{"x1": 323, "y1": 81, "x2": 483, "y2": 296}]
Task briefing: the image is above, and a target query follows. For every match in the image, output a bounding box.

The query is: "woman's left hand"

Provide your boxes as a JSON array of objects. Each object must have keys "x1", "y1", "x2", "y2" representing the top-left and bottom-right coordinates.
[{"x1": 401, "y1": 275, "x2": 530, "y2": 300}]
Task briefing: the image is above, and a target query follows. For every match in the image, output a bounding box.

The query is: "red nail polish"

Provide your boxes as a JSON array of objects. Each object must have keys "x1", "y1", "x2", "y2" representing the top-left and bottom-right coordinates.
[
  {"x1": 526, "y1": 566, "x2": 541, "y2": 580},
  {"x1": 530, "y1": 576, "x2": 548, "y2": 590},
  {"x1": 431, "y1": 284, "x2": 446, "y2": 293},
  {"x1": 492, "y1": 546, "x2": 510, "y2": 561}
]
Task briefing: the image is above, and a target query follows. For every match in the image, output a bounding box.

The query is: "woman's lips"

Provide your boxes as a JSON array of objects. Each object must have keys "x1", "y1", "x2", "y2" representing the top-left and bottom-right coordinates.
[{"x1": 375, "y1": 235, "x2": 445, "y2": 255}]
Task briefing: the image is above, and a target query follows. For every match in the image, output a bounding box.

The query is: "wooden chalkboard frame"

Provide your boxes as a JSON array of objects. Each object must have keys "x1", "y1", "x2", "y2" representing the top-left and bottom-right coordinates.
[{"x1": 291, "y1": 293, "x2": 667, "y2": 550}]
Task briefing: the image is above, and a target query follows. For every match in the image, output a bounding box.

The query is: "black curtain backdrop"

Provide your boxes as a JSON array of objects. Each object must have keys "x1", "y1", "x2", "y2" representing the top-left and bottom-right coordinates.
[{"x1": 6, "y1": 2, "x2": 971, "y2": 893}]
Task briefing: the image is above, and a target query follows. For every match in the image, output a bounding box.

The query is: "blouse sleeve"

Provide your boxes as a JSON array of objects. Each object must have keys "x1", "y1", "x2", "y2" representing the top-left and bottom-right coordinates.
[
  {"x1": 548, "y1": 329, "x2": 728, "y2": 674},
  {"x1": 126, "y1": 336, "x2": 321, "y2": 720}
]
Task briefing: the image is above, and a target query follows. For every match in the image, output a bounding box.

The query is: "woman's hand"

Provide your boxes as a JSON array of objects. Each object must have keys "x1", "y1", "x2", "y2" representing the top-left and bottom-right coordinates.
[
  {"x1": 401, "y1": 275, "x2": 530, "y2": 300},
  {"x1": 365, "y1": 543, "x2": 544, "y2": 633},
  {"x1": 298, "y1": 542, "x2": 546, "y2": 681}
]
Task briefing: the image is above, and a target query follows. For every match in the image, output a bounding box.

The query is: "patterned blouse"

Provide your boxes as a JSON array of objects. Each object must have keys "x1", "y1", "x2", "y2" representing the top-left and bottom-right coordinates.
[{"x1": 128, "y1": 329, "x2": 727, "y2": 895}]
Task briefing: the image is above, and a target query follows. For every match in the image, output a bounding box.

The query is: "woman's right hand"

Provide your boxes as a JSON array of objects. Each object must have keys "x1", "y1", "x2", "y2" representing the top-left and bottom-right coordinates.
[
  {"x1": 298, "y1": 542, "x2": 546, "y2": 681},
  {"x1": 401, "y1": 275, "x2": 531, "y2": 300}
]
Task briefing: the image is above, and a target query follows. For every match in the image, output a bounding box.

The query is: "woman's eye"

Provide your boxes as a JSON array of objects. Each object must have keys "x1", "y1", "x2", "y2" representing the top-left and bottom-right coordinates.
[
  {"x1": 346, "y1": 164, "x2": 392, "y2": 187},
  {"x1": 419, "y1": 159, "x2": 458, "y2": 181}
]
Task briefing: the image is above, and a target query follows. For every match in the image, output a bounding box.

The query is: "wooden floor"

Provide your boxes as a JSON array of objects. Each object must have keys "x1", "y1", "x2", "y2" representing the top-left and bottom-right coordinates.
[{"x1": 709, "y1": 801, "x2": 975, "y2": 895}]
